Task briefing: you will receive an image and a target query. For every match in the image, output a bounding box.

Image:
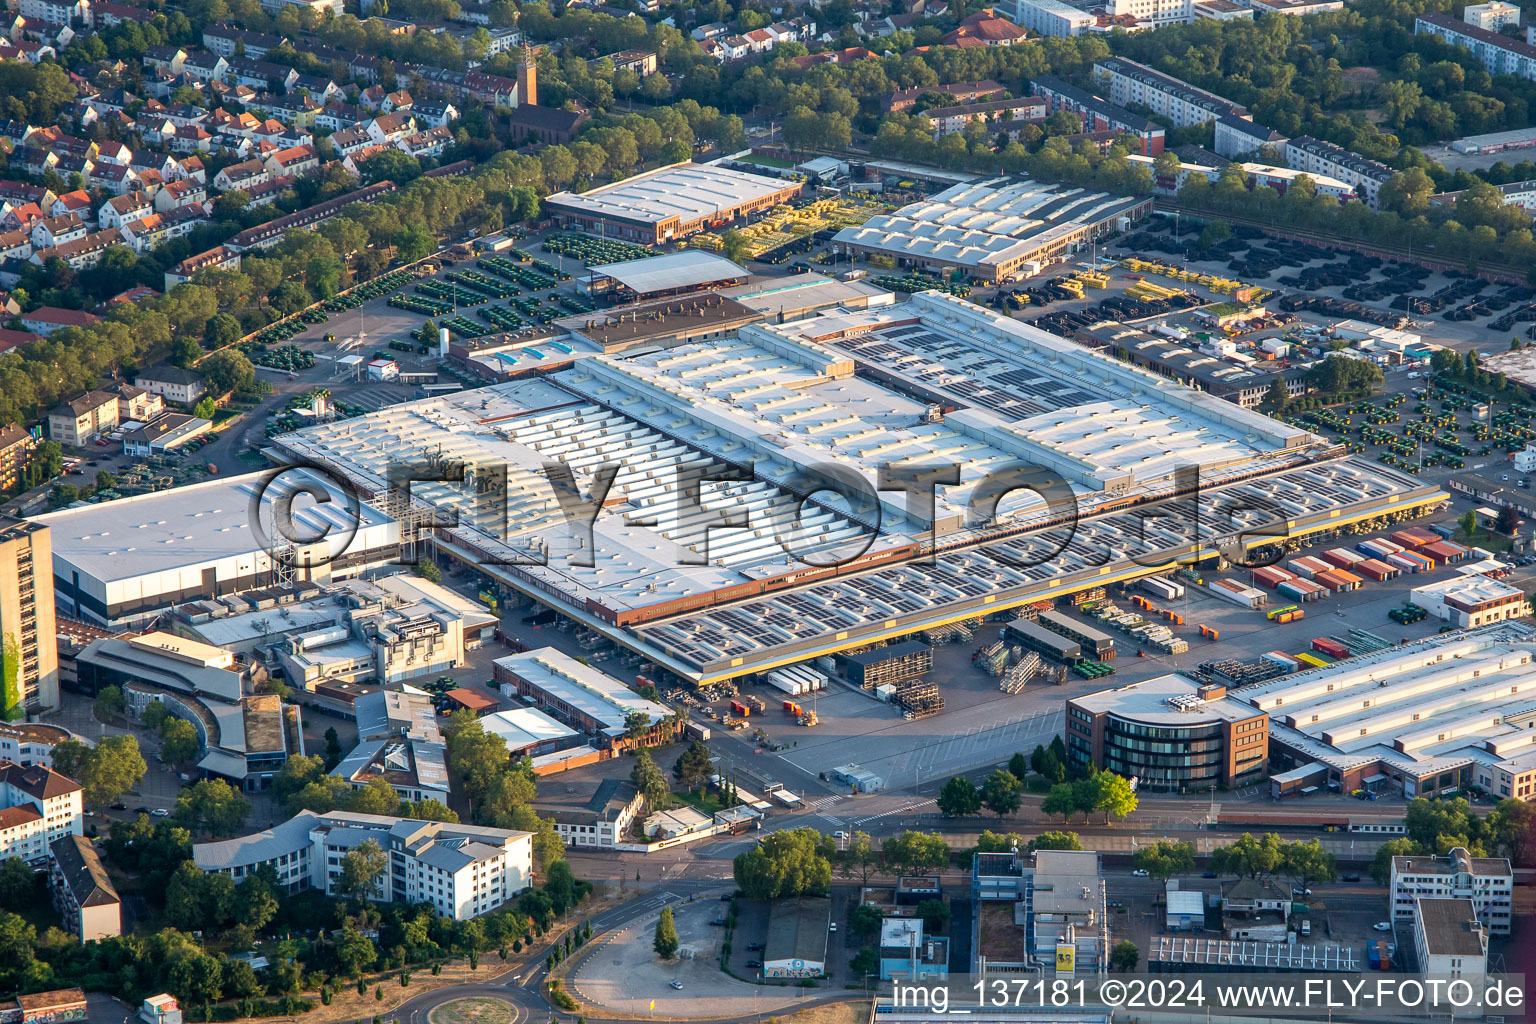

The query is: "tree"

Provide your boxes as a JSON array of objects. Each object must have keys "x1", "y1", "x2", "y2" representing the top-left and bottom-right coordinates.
[
  {"x1": 169, "y1": 335, "x2": 203, "y2": 368},
  {"x1": 1028, "y1": 831, "x2": 1083, "y2": 852},
  {"x1": 1263, "y1": 378, "x2": 1289, "y2": 415},
  {"x1": 1496, "y1": 504, "x2": 1521, "y2": 535},
  {"x1": 1279, "y1": 838, "x2": 1337, "y2": 890},
  {"x1": 0, "y1": 858, "x2": 36, "y2": 910},
  {"x1": 337, "y1": 838, "x2": 387, "y2": 901},
  {"x1": 160, "y1": 717, "x2": 200, "y2": 766},
  {"x1": 733, "y1": 828, "x2": 832, "y2": 899},
  {"x1": 720, "y1": 229, "x2": 750, "y2": 264},
  {"x1": 93, "y1": 686, "x2": 125, "y2": 721},
  {"x1": 202, "y1": 348, "x2": 256, "y2": 395},
  {"x1": 1110, "y1": 940, "x2": 1139, "y2": 973},
  {"x1": 1198, "y1": 220, "x2": 1232, "y2": 251},
  {"x1": 324, "y1": 727, "x2": 344, "y2": 770},
  {"x1": 173, "y1": 778, "x2": 250, "y2": 835},
  {"x1": 1030, "y1": 745, "x2": 1046, "y2": 775},
  {"x1": 1370, "y1": 838, "x2": 1424, "y2": 885},
  {"x1": 1404, "y1": 797, "x2": 1485, "y2": 854},
  {"x1": 850, "y1": 903, "x2": 884, "y2": 939},
  {"x1": 204, "y1": 312, "x2": 242, "y2": 349},
  {"x1": 937, "y1": 775, "x2": 981, "y2": 817},
  {"x1": 622, "y1": 711, "x2": 652, "y2": 744},
  {"x1": 839, "y1": 830, "x2": 877, "y2": 883},
  {"x1": 169, "y1": 951, "x2": 223, "y2": 1006},
  {"x1": 1460, "y1": 509, "x2": 1479, "y2": 539},
  {"x1": 71, "y1": 734, "x2": 147, "y2": 807},
  {"x1": 416, "y1": 560, "x2": 442, "y2": 584},
  {"x1": 334, "y1": 926, "x2": 377, "y2": 977},
  {"x1": 444, "y1": 713, "x2": 509, "y2": 801},
  {"x1": 673, "y1": 741, "x2": 712, "y2": 791},
  {"x1": 914, "y1": 898, "x2": 949, "y2": 931},
  {"x1": 1090, "y1": 772, "x2": 1138, "y2": 824},
  {"x1": 1210, "y1": 833, "x2": 1284, "y2": 879},
  {"x1": 193, "y1": 397, "x2": 217, "y2": 420},
  {"x1": 234, "y1": 871, "x2": 278, "y2": 932},
  {"x1": 1487, "y1": 798, "x2": 1536, "y2": 865},
  {"x1": 880, "y1": 830, "x2": 949, "y2": 874},
  {"x1": 140, "y1": 700, "x2": 169, "y2": 731},
  {"x1": 981, "y1": 769, "x2": 1022, "y2": 819},
  {"x1": 630, "y1": 748, "x2": 670, "y2": 810},
  {"x1": 1042, "y1": 783, "x2": 1077, "y2": 822},
  {"x1": 396, "y1": 223, "x2": 436, "y2": 263},
  {"x1": 653, "y1": 906, "x2": 678, "y2": 959},
  {"x1": 1133, "y1": 840, "x2": 1195, "y2": 882},
  {"x1": 1008, "y1": 752, "x2": 1029, "y2": 781},
  {"x1": 850, "y1": 946, "x2": 878, "y2": 979}
]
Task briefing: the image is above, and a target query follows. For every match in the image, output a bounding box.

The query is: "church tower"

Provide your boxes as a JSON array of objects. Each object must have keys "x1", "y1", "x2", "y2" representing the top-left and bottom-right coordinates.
[{"x1": 517, "y1": 44, "x2": 537, "y2": 108}]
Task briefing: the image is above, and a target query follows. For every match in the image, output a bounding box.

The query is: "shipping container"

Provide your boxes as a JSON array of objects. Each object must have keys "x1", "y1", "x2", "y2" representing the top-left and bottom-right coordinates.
[
  {"x1": 1386, "y1": 553, "x2": 1423, "y2": 574},
  {"x1": 1140, "y1": 576, "x2": 1185, "y2": 600},
  {"x1": 1295, "y1": 652, "x2": 1330, "y2": 668},
  {"x1": 1288, "y1": 556, "x2": 1332, "y2": 579},
  {"x1": 1354, "y1": 557, "x2": 1399, "y2": 581},
  {"x1": 1321, "y1": 548, "x2": 1363, "y2": 568},
  {"x1": 1357, "y1": 538, "x2": 1404, "y2": 558},
  {"x1": 1263, "y1": 651, "x2": 1300, "y2": 671},
  {"x1": 1331, "y1": 569, "x2": 1364, "y2": 588},
  {"x1": 1312, "y1": 637, "x2": 1349, "y2": 659},
  {"x1": 1207, "y1": 579, "x2": 1266, "y2": 609},
  {"x1": 1251, "y1": 566, "x2": 1296, "y2": 589},
  {"x1": 1424, "y1": 540, "x2": 1469, "y2": 563},
  {"x1": 1401, "y1": 549, "x2": 1435, "y2": 571},
  {"x1": 1391, "y1": 528, "x2": 1440, "y2": 548}
]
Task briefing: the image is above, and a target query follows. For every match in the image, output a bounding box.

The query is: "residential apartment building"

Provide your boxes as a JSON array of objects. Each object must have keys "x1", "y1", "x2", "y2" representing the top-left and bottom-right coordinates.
[
  {"x1": 0, "y1": 519, "x2": 58, "y2": 714},
  {"x1": 1283, "y1": 136, "x2": 1396, "y2": 208},
  {"x1": 1031, "y1": 75, "x2": 1166, "y2": 154},
  {"x1": 1001, "y1": 0, "x2": 1092, "y2": 35},
  {"x1": 0, "y1": 761, "x2": 82, "y2": 865},
  {"x1": 1103, "y1": 0, "x2": 1192, "y2": 30},
  {"x1": 1415, "y1": 13, "x2": 1536, "y2": 82},
  {"x1": 193, "y1": 811, "x2": 533, "y2": 920},
  {"x1": 134, "y1": 365, "x2": 206, "y2": 404},
  {"x1": 47, "y1": 389, "x2": 119, "y2": 446},
  {"x1": 49, "y1": 833, "x2": 122, "y2": 941},
  {"x1": 1464, "y1": 1, "x2": 1520, "y2": 30},
  {"x1": 1214, "y1": 113, "x2": 1288, "y2": 158},
  {"x1": 0, "y1": 424, "x2": 35, "y2": 493},
  {"x1": 1092, "y1": 57, "x2": 1247, "y2": 127},
  {"x1": 1390, "y1": 848, "x2": 1512, "y2": 936},
  {"x1": 923, "y1": 95, "x2": 1048, "y2": 137}
]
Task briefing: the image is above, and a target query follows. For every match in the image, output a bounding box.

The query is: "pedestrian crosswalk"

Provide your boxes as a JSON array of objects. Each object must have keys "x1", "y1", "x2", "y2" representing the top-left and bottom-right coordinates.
[{"x1": 851, "y1": 799, "x2": 935, "y2": 826}]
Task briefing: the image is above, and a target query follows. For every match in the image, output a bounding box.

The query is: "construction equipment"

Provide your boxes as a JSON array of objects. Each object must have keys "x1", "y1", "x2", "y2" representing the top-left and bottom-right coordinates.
[{"x1": 799, "y1": 710, "x2": 819, "y2": 727}]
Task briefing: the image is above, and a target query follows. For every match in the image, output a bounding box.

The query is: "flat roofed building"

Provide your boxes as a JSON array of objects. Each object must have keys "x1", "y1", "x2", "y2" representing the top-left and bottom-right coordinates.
[
  {"x1": 764, "y1": 897, "x2": 831, "y2": 977},
  {"x1": 265, "y1": 293, "x2": 1441, "y2": 686},
  {"x1": 1066, "y1": 674, "x2": 1269, "y2": 790},
  {"x1": 0, "y1": 518, "x2": 58, "y2": 713},
  {"x1": 544, "y1": 162, "x2": 804, "y2": 244},
  {"x1": 1092, "y1": 57, "x2": 1247, "y2": 127},
  {"x1": 580, "y1": 250, "x2": 748, "y2": 301},
  {"x1": 194, "y1": 810, "x2": 532, "y2": 918},
  {"x1": 1410, "y1": 576, "x2": 1528, "y2": 628},
  {"x1": 1235, "y1": 623, "x2": 1536, "y2": 805},
  {"x1": 1412, "y1": 897, "x2": 1487, "y2": 978},
  {"x1": 12, "y1": 990, "x2": 88, "y2": 1024},
  {"x1": 494, "y1": 648, "x2": 678, "y2": 750},
  {"x1": 1391, "y1": 847, "x2": 1512, "y2": 935},
  {"x1": 48, "y1": 833, "x2": 121, "y2": 940},
  {"x1": 481, "y1": 706, "x2": 578, "y2": 756},
  {"x1": 832, "y1": 177, "x2": 1154, "y2": 283},
  {"x1": 1002, "y1": 0, "x2": 1092, "y2": 36},
  {"x1": 35, "y1": 469, "x2": 400, "y2": 628}
]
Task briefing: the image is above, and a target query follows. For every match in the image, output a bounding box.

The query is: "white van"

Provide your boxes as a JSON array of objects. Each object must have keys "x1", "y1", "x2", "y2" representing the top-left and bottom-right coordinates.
[{"x1": 1300, "y1": 920, "x2": 1312, "y2": 937}]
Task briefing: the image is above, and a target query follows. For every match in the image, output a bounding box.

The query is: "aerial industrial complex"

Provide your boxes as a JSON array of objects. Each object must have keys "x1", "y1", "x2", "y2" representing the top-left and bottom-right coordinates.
[{"x1": 264, "y1": 291, "x2": 1445, "y2": 683}]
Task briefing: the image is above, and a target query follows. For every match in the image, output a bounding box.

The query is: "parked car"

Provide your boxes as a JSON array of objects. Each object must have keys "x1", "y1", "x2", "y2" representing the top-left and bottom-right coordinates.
[
  {"x1": 670, "y1": 981, "x2": 684, "y2": 990},
  {"x1": 1132, "y1": 869, "x2": 1149, "y2": 877},
  {"x1": 709, "y1": 919, "x2": 726, "y2": 926},
  {"x1": 828, "y1": 923, "x2": 837, "y2": 932},
  {"x1": 1342, "y1": 874, "x2": 1361, "y2": 882},
  {"x1": 1292, "y1": 887, "x2": 1313, "y2": 897},
  {"x1": 1373, "y1": 922, "x2": 1393, "y2": 932},
  {"x1": 151, "y1": 808, "x2": 169, "y2": 817},
  {"x1": 745, "y1": 960, "x2": 762, "y2": 969}
]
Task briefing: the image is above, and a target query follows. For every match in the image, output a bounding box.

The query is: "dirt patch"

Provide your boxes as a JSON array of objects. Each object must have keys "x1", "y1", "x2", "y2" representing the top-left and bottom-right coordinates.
[
  {"x1": 769, "y1": 1002, "x2": 872, "y2": 1024},
  {"x1": 977, "y1": 902, "x2": 1025, "y2": 961},
  {"x1": 429, "y1": 997, "x2": 517, "y2": 1024},
  {"x1": 1340, "y1": 66, "x2": 1381, "y2": 88}
]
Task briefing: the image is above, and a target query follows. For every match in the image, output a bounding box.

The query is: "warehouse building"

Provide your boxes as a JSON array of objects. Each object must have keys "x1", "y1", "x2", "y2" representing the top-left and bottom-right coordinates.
[
  {"x1": 1410, "y1": 576, "x2": 1528, "y2": 627},
  {"x1": 764, "y1": 897, "x2": 831, "y2": 978},
  {"x1": 1007, "y1": 618, "x2": 1082, "y2": 664},
  {"x1": 35, "y1": 469, "x2": 400, "y2": 629},
  {"x1": 831, "y1": 178, "x2": 1153, "y2": 283},
  {"x1": 578, "y1": 251, "x2": 749, "y2": 302},
  {"x1": 543, "y1": 162, "x2": 804, "y2": 245},
  {"x1": 493, "y1": 647, "x2": 678, "y2": 750},
  {"x1": 267, "y1": 293, "x2": 1444, "y2": 685},
  {"x1": 1242, "y1": 623, "x2": 1536, "y2": 803}
]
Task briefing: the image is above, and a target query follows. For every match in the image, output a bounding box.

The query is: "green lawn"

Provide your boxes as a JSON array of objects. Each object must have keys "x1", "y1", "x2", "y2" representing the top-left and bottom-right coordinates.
[
  {"x1": 1456, "y1": 527, "x2": 1512, "y2": 553},
  {"x1": 672, "y1": 787, "x2": 729, "y2": 815}
]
